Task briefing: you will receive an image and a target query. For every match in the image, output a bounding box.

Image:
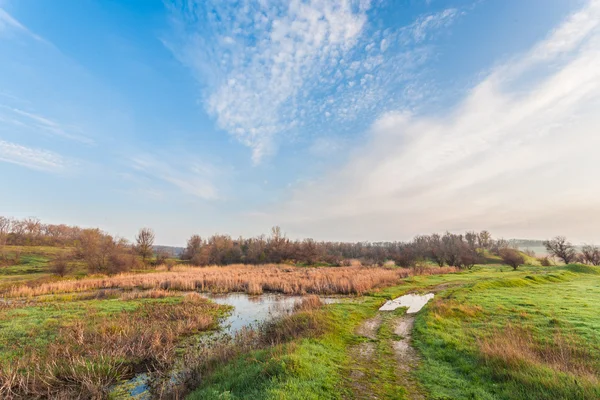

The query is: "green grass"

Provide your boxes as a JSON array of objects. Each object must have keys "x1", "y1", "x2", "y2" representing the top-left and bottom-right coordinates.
[
  {"x1": 188, "y1": 265, "x2": 600, "y2": 400},
  {"x1": 413, "y1": 266, "x2": 600, "y2": 400},
  {"x1": 188, "y1": 299, "x2": 378, "y2": 400}
]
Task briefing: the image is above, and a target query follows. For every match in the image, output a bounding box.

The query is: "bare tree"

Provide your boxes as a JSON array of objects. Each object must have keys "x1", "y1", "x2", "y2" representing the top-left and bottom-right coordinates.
[
  {"x1": 427, "y1": 234, "x2": 446, "y2": 267},
  {"x1": 544, "y1": 236, "x2": 577, "y2": 264},
  {"x1": 500, "y1": 248, "x2": 525, "y2": 270},
  {"x1": 135, "y1": 227, "x2": 155, "y2": 265},
  {"x1": 581, "y1": 244, "x2": 600, "y2": 266},
  {"x1": 477, "y1": 231, "x2": 492, "y2": 250},
  {"x1": 76, "y1": 229, "x2": 128, "y2": 273}
]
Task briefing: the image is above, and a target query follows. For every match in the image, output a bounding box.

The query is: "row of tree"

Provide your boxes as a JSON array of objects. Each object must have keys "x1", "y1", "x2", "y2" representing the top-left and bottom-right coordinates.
[
  {"x1": 180, "y1": 227, "x2": 502, "y2": 268},
  {"x1": 0, "y1": 216, "x2": 83, "y2": 247},
  {"x1": 3, "y1": 216, "x2": 599, "y2": 273}
]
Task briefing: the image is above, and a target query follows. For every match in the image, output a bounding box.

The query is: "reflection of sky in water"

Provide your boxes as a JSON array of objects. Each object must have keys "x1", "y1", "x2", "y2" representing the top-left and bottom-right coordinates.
[
  {"x1": 379, "y1": 293, "x2": 434, "y2": 313},
  {"x1": 206, "y1": 293, "x2": 303, "y2": 334}
]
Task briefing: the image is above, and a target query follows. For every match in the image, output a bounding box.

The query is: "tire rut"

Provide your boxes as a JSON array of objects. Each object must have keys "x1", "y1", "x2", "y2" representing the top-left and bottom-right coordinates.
[
  {"x1": 391, "y1": 314, "x2": 425, "y2": 400},
  {"x1": 347, "y1": 314, "x2": 382, "y2": 399}
]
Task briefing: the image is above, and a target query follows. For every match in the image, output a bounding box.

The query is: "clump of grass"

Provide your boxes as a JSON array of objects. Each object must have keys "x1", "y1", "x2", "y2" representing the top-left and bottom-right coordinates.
[
  {"x1": 293, "y1": 295, "x2": 323, "y2": 312},
  {"x1": 120, "y1": 288, "x2": 174, "y2": 300}
]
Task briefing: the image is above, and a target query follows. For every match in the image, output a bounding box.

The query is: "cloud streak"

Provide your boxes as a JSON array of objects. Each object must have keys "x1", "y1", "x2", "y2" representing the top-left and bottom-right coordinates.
[
  {"x1": 0, "y1": 7, "x2": 46, "y2": 42},
  {"x1": 0, "y1": 139, "x2": 66, "y2": 172},
  {"x1": 167, "y1": 1, "x2": 462, "y2": 163},
  {"x1": 267, "y1": 0, "x2": 600, "y2": 242},
  {"x1": 130, "y1": 155, "x2": 222, "y2": 201},
  {"x1": 0, "y1": 106, "x2": 94, "y2": 145}
]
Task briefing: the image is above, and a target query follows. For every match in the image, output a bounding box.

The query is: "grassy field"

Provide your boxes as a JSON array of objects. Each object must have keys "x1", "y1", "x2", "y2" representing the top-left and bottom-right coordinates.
[
  {"x1": 187, "y1": 265, "x2": 600, "y2": 400},
  {"x1": 1, "y1": 246, "x2": 599, "y2": 399}
]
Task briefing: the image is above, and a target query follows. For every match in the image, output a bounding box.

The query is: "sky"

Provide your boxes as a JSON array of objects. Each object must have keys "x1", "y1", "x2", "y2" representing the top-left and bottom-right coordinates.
[{"x1": 1, "y1": 0, "x2": 599, "y2": 245}]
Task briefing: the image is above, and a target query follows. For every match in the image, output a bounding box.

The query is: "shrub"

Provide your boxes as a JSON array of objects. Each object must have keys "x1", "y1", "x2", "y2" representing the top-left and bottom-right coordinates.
[
  {"x1": 499, "y1": 248, "x2": 526, "y2": 270},
  {"x1": 50, "y1": 254, "x2": 71, "y2": 277},
  {"x1": 538, "y1": 256, "x2": 553, "y2": 266}
]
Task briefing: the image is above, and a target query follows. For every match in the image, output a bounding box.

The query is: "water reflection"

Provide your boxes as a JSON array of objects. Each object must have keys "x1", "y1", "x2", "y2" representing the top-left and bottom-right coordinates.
[
  {"x1": 206, "y1": 293, "x2": 303, "y2": 334},
  {"x1": 379, "y1": 293, "x2": 434, "y2": 313}
]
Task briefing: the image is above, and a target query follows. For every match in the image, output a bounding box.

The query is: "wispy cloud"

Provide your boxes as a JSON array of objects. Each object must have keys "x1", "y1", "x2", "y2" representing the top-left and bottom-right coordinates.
[
  {"x1": 166, "y1": 1, "x2": 462, "y2": 163},
  {"x1": 404, "y1": 8, "x2": 461, "y2": 43},
  {"x1": 130, "y1": 155, "x2": 222, "y2": 200},
  {"x1": 267, "y1": 0, "x2": 600, "y2": 242},
  {"x1": 0, "y1": 139, "x2": 66, "y2": 172},
  {"x1": 0, "y1": 7, "x2": 46, "y2": 42},
  {"x1": 0, "y1": 106, "x2": 94, "y2": 145}
]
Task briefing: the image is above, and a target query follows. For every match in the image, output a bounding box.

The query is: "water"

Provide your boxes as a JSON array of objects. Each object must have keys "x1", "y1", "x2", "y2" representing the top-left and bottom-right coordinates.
[
  {"x1": 379, "y1": 293, "x2": 434, "y2": 313},
  {"x1": 206, "y1": 293, "x2": 304, "y2": 334},
  {"x1": 112, "y1": 292, "x2": 318, "y2": 399}
]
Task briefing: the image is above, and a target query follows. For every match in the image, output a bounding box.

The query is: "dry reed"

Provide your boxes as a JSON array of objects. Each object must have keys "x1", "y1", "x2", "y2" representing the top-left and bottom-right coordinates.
[{"x1": 6, "y1": 264, "x2": 457, "y2": 298}]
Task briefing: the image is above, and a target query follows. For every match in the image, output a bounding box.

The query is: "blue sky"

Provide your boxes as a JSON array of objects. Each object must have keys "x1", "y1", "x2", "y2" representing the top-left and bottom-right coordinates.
[{"x1": 1, "y1": 0, "x2": 599, "y2": 245}]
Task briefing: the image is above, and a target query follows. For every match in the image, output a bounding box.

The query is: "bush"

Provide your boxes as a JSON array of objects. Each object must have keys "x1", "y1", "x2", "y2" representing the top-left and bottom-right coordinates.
[
  {"x1": 50, "y1": 254, "x2": 71, "y2": 277},
  {"x1": 499, "y1": 248, "x2": 525, "y2": 270},
  {"x1": 538, "y1": 256, "x2": 553, "y2": 266}
]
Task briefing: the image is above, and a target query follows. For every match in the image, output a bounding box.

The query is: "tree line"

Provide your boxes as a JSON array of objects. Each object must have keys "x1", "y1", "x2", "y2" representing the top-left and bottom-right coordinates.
[
  {"x1": 180, "y1": 227, "x2": 502, "y2": 268},
  {"x1": 2, "y1": 216, "x2": 599, "y2": 274}
]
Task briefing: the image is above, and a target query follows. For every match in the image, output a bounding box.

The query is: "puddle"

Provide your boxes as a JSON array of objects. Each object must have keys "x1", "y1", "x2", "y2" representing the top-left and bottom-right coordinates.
[
  {"x1": 206, "y1": 293, "x2": 303, "y2": 334},
  {"x1": 379, "y1": 293, "x2": 434, "y2": 313}
]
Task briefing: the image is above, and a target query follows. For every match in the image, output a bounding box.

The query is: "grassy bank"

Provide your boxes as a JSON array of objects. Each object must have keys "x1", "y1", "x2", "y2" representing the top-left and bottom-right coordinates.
[
  {"x1": 413, "y1": 265, "x2": 600, "y2": 399},
  {"x1": 187, "y1": 297, "x2": 379, "y2": 400}
]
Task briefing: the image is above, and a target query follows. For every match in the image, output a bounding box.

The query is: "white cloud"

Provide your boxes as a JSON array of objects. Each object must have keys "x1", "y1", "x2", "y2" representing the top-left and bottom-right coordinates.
[
  {"x1": 130, "y1": 155, "x2": 221, "y2": 201},
  {"x1": 166, "y1": 1, "x2": 462, "y2": 163},
  {"x1": 0, "y1": 139, "x2": 66, "y2": 172},
  {"x1": 266, "y1": 0, "x2": 600, "y2": 242},
  {"x1": 0, "y1": 106, "x2": 94, "y2": 145},
  {"x1": 405, "y1": 8, "x2": 460, "y2": 43}
]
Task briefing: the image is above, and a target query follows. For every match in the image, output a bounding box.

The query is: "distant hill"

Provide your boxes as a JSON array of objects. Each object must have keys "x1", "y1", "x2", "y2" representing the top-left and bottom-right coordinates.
[
  {"x1": 153, "y1": 245, "x2": 185, "y2": 257},
  {"x1": 508, "y1": 239, "x2": 584, "y2": 257},
  {"x1": 509, "y1": 239, "x2": 548, "y2": 256}
]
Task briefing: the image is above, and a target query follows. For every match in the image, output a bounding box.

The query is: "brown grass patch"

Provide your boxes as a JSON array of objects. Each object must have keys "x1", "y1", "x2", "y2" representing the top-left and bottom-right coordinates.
[
  {"x1": 5, "y1": 264, "x2": 457, "y2": 298},
  {"x1": 0, "y1": 297, "x2": 224, "y2": 399},
  {"x1": 479, "y1": 324, "x2": 599, "y2": 382},
  {"x1": 120, "y1": 289, "x2": 174, "y2": 300}
]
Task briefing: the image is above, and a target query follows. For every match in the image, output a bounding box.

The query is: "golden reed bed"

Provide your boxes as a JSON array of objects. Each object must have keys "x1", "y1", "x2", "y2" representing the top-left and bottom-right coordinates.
[{"x1": 7, "y1": 264, "x2": 458, "y2": 297}]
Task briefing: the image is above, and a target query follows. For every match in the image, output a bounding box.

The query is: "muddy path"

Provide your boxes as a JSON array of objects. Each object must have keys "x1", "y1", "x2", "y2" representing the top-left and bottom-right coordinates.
[{"x1": 346, "y1": 294, "x2": 433, "y2": 399}]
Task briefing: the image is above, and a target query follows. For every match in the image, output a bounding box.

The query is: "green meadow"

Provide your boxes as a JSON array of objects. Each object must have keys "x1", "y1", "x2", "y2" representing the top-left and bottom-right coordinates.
[{"x1": 1, "y1": 245, "x2": 599, "y2": 399}]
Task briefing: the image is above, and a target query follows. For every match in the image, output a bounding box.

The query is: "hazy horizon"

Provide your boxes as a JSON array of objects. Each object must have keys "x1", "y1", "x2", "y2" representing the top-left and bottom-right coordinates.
[{"x1": 2, "y1": 0, "x2": 599, "y2": 246}]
